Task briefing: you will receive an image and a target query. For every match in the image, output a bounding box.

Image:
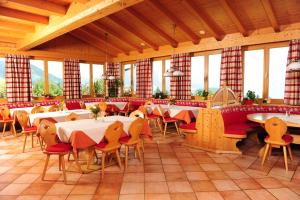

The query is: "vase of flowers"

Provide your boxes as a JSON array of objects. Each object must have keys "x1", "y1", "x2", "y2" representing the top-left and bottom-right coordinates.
[
  {"x1": 169, "y1": 98, "x2": 176, "y2": 105},
  {"x1": 89, "y1": 105, "x2": 100, "y2": 120}
]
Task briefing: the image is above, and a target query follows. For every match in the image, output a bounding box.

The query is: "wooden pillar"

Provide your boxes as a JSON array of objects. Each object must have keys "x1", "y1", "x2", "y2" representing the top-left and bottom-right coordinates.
[
  {"x1": 204, "y1": 54, "x2": 209, "y2": 92},
  {"x1": 89, "y1": 63, "x2": 94, "y2": 97},
  {"x1": 263, "y1": 47, "x2": 269, "y2": 99},
  {"x1": 44, "y1": 60, "x2": 49, "y2": 94},
  {"x1": 162, "y1": 59, "x2": 166, "y2": 94}
]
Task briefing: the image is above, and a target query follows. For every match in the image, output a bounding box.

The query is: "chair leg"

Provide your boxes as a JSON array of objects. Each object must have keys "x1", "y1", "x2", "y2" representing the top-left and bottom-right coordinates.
[
  {"x1": 101, "y1": 152, "x2": 106, "y2": 179},
  {"x1": 42, "y1": 154, "x2": 50, "y2": 181},
  {"x1": 125, "y1": 146, "x2": 129, "y2": 171},
  {"x1": 268, "y1": 145, "x2": 272, "y2": 159},
  {"x1": 12, "y1": 123, "x2": 17, "y2": 137},
  {"x1": 136, "y1": 144, "x2": 142, "y2": 161},
  {"x1": 157, "y1": 118, "x2": 162, "y2": 132},
  {"x1": 87, "y1": 148, "x2": 95, "y2": 169},
  {"x1": 58, "y1": 155, "x2": 61, "y2": 171},
  {"x1": 174, "y1": 122, "x2": 179, "y2": 135},
  {"x1": 163, "y1": 123, "x2": 167, "y2": 137},
  {"x1": 2, "y1": 122, "x2": 6, "y2": 136},
  {"x1": 287, "y1": 145, "x2": 293, "y2": 160},
  {"x1": 31, "y1": 133, "x2": 34, "y2": 148},
  {"x1": 60, "y1": 155, "x2": 67, "y2": 184},
  {"x1": 261, "y1": 143, "x2": 270, "y2": 166},
  {"x1": 37, "y1": 136, "x2": 43, "y2": 151},
  {"x1": 115, "y1": 149, "x2": 122, "y2": 170},
  {"x1": 23, "y1": 134, "x2": 27, "y2": 153},
  {"x1": 141, "y1": 138, "x2": 145, "y2": 153},
  {"x1": 283, "y1": 146, "x2": 289, "y2": 172},
  {"x1": 72, "y1": 150, "x2": 83, "y2": 174}
]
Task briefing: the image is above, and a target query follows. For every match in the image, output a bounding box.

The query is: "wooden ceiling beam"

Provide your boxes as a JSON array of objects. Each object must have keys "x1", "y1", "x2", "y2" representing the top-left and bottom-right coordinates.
[
  {"x1": 6, "y1": 0, "x2": 67, "y2": 16},
  {"x1": 183, "y1": 0, "x2": 224, "y2": 41},
  {"x1": 0, "y1": 19, "x2": 35, "y2": 32},
  {"x1": 147, "y1": 0, "x2": 200, "y2": 45},
  {"x1": 93, "y1": 21, "x2": 143, "y2": 53},
  {"x1": 109, "y1": 15, "x2": 159, "y2": 51},
  {"x1": 260, "y1": 0, "x2": 280, "y2": 32},
  {"x1": 17, "y1": 0, "x2": 144, "y2": 51},
  {"x1": 0, "y1": 7, "x2": 49, "y2": 24},
  {"x1": 0, "y1": 28, "x2": 26, "y2": 38},
  {"x1": 126, "y1": 7, "x2": 178, "y2": 48},
  {"x1": 83, "y1": 25, "x2": 130, "y2": 55},
  {"x1": 70, "y1": 29, "x2": 116, "y2": 57},
  {"x1": 218, "y1": 0, "x2": 248, "y2": 37},
  {"x1": 0, "y1": 36, "x2": 20, "y2": 43}
]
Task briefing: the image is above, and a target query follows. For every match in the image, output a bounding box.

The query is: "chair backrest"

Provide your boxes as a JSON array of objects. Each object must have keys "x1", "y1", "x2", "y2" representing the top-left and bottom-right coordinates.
[
  {"x1": 48, "y1": 105, "x2": 60, "y2": 112},
  {"x1": 104, "y1": 121, "x2": 123, "y2": 149},
  {"x1": 145, "y1": 101, "x2": 154, "y2": 106},
  {"x1": 0, "y1": 106, "x2": 10, "y2": 120},
  {"x1": 65, "y1": 112, "x2": 80, "y2": 121},
  {"x1": 99, "y1": 102, "x2": 107, "y2": 112},
  {"x1": 38, "y1": 119, "x2": 58, "y2": 147},
  {"x1": 129, "y1": 110, "x2": 144, "y2": 119},
  {"x1": 80, "y1": 102, "x2": 86, "y2": 109},
  {"x1": 31, "y1": 106, "x2": 47, "y2": 114},
  {"x1": 16, "y1": 110, "x2": 30, "y2": 130},
  {"x1": 265, "y1": 117, "x2": 287, "y2": 143},
  {"x1": 128, "y1": 118, "x2": 144, "y2": 143}
]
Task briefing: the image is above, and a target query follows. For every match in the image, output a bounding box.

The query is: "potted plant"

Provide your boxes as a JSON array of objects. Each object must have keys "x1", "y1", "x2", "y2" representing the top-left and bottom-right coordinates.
[
  {"x1": 194, "y1": 89, "x2": 209, "y2": 100},
  {"x1": 93, "y1": 79, "x2": 104, "y2": 97},
  {"x1": 243, "y1": 90, "x2": 258, "y2": 105},
  {"x1": 108, "y1": 78, "x2": 123, "y2": 97},
  {"x1": 43, "y1": 93, "x2": 54, "y2": 100},
  {"x1": 89, "y1": 105, "x2": 100, "y2": 120}
]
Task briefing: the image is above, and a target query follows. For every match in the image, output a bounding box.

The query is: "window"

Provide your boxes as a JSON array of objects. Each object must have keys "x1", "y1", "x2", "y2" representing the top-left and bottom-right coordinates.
[
  {"x1": 123, "y1": 64, "x2": 131, "y2": 94},
  {"x1": 48, "y1": 61, "x2": 63, "y2": 96},
  {"x1": 80, "y1": 63, "x2": 90, "y2": 95},
  {"x1": 208, "y1": 54, "x2": 221, "y2": 93},
  {"x1": 0, "y1": 58, "x2": 5, "y2": 98},
  {"x1": 92, "y1": 64, "x2": 104, "y2": 96},
  {"x1": 152, "y1": 60, "x2": 162, "y2": 94},
  {"x1": 191, "y1": 56, "x2": 205, "y2": 95},
  {"x1": 269, "y1": 47, "x2": 289, "y2": 99},
  {"x1": 165, "y1": 60, "x2": 170, "y2": 95},
  {"x1": 133, "y1": 64, "x2": 136, "y2": 93},
  {"x1": 244, "y1": 49, "x2": 264, "y2": 98},
  {"x1": 30, "y1": 60, "x2": 45, "y2": 97}
]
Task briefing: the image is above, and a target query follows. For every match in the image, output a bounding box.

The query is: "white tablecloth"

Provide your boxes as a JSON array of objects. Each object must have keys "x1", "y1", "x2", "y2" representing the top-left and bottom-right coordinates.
[
  {"x1": 10, "y1": 106, "x2": 52, "y2": 116},
  {"x1": 85, "y1": 102, "x2": 127, "y2": 110},
  {"x1": 55, "y1": 116, "x2": 133, "y2": 143},
  {"x1": 29, "y1": 109, "x2": 91, "y2": 124},
  {"x1": 146, "y1": 104, "x2": 199, "y2": 118}
]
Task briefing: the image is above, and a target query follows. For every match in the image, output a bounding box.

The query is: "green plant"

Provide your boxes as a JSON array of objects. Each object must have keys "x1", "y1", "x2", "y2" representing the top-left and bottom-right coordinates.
[
  {"x1": 32, "y1": 80, "x2": 45, "y2": 97},
  {"x1": 89, "y1": 105, "x2": 100, "y2": 120},
  {"x1": 194, "y1": 89, "x2": 209, "y2": 99},
  {"x1": 93, "y1": 79, "x2": 104, "y2": 96},
  {"x1": 108, "y1": 78, "x2": 123, "y2": 97},
  {"x1": 0, "y1": 79, "x2": 6, "y2": 98},
  {"x1": 245, "y1": 90, "x2": 257, "y2": 100}
]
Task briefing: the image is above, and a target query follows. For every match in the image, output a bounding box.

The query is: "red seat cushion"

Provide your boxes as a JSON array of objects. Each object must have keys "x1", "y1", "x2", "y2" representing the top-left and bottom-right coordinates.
[
  {"x1": 265, "y1": 134, "x2": 293, "y2": 144},
  {"x1": 164, "y1": 117, "x2": 178, "y2": 122},
  {"x1": 24, "y1": 126, "x2": 37, "y2": 132},
  {"x1": 225, "y1": 123, "x2": 254, "y2": 135},
  {"x1": 46, "y1": 143, "x2": 72, "y2": 153},
  {"x1": 66, "y1": 102, "x2": 81, "y2": 110},
  {"x1": 147, "y1": 114, "x2": 160, "y2": 119},
  {"x1": 179, "y1": 122, "x2": 196, "y2": 130},
  {"x1": 0, "y1": 116, "x2": 14, "y2": 122},
  {"x1": 95, "y1": 141, "x2": 108, "y2": 149},
  {"x1": 119, "y1": 135, "x2": 131, "y2": 144}
]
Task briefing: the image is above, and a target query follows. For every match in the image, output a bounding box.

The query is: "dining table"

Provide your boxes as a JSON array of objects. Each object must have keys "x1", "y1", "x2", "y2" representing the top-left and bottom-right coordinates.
[
  {"x1": 10, "y1": 106, "x2": 52, "y2": 116},
  {"x1": 85, "y1": 102, "x2": 127, "y2": 111}
]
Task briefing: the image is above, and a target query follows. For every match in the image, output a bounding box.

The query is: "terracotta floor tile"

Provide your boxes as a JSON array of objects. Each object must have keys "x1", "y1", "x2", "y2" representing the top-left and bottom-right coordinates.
[
  {"x1": 70, "y1": 184, "x2": 98, "y2": 195},
  {"x1": 123, "y1": 173, "x2": 144, "y2": 182},
  {"x1": 144, "y1": 153, "x2": 160, "y2": 159},
  {"x1": 118, "y1": 194, "x2": 144, "y2": 200},
  {"x1": 16, "y1": 195, "x2": 42, "y2": 200},
  {"x1": 0, "y1": 174, "x2": 20, "y2": 183},
  {"x1": 255, "y1": 177, "x2": 284, "y2": 189},
  {"x1": 176, "y1": 152, "x2": 193, "y2": 158},
  {"x1": 22, "y1": 183, "x2": 53, "y2": 195},
  {"x1": 145, "y1": 182, "x2": 169, "y2": 193},
  {"x1": 144, "y1": 173, "x2": 166, "y2": 182},
  {"x1": 267, "y1": 188, "x2": 300, "y2": 200},
  {"x1": 120, "y1": 182, "x2": 144, "y2": 194},
  {"x1": 161, "y1": 158, "x2": 180, "y2": 165},
  {"x1": 212, "y1": 157, "x2": 231, "y2": 164},
  {"x1": 163, "y1": 165, "x2": 183, "y2": 173},
  {"x1": 182, "y1": 164, "x2": 203, "y2": 172},
  {"x1": 165, "y1": 172, "x2": 187, "y2": 181},
  {"x1": 218, "y1": 163, "x2": 241, "y2": 171},
  {"x1": 178, "y1": 158, "x2": 197, "y2": 165},
  {"x1": 46, "y1": 183, "x2": 75, "y2": 195},
  {"x1": 0, "y1": 195, "x2": 18, "y2": 200},
  {"x1": 96, "y1": 182, "x2": 121, "y2": 194},
  {"x1": 0, "y1": 183, "x2": 30, "y2": 195},
  {"x1": 196, "y1": 157, "x2": 215, "y2": 164},
  {"x1": 41, "y1": 195, "x2": 68, "y2": 200},
  {"x1": 13, "y1": 174, "x2": 40, "y2": 184},
  {"x1": 233, "y1": 178, "x2": 262, "y2": 190},
  {"x1": 190, "y1": 180, "x2": 217, "y2": 192},
  {"x1": 195, "y1": 192, "x2": 224, "y2": 200},
  {"x1": 200, "y1": 164, "x2": 222, "y2": 171},
  {"x1": 144, "y1": 158, "x2": 162, "y2": 165},
  {"x1": 225, "y1": 170, "x2": 250, "y2": 179},
  {"x1": 186, "y1": 172, "x2": 209, "y2": 181},
  {"x1": 66, "y1": 195, "x2": 93, "y2": 200},
  {"x1": 145, "y1": 193, "x2": 171, "y2": 200},
  {"x1": 220, "y1": 191, "x2": 250, "y2": 200},
  {"x1": 91, "y1": 194, "x2": 119, "y2": 200},
  {"x1": 206, "y1": 171, "x2": 230, "y2": 180},
  {"x1": 212, "y1": 180, "x2": 240, "y2": 191},
  {"x1": 167, "y1": 181, "x2": 193, "y2": 193},
  {"x1": 160, "y1": 153, "x2": 177, "y2": 159},
  {"x1": 170, "y1": 193, "x2": 197, "y2": 200},
  {"x1": 144, "y1": 165, "x2": 163, "y2": 173},
  {"x1": 125, "y1": 165, "x2": 144, "y2": 173},
  {"x1": 244, "y1": 189, "x2": 277, "y2": 200}
]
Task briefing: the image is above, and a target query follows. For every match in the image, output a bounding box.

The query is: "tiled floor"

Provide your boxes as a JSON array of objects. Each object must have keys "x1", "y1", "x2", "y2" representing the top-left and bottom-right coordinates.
[{"x1": 0, "y1": 127, "x2": 300, "y2": 200}]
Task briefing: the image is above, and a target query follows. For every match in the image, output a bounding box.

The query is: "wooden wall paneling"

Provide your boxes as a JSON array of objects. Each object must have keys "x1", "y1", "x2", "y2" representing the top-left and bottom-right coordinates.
[
  {"x1": 263, "y1": 47, "x2": 269, "y2": 99},
  {"x1": 204, "y1": 54, "x2": 209, "y2": 92}
]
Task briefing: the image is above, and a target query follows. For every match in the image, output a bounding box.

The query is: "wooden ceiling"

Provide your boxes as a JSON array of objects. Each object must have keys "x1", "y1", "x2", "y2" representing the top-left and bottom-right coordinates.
[{"x1": 1, "y1": 0, "x2": 300, "y2": 59}]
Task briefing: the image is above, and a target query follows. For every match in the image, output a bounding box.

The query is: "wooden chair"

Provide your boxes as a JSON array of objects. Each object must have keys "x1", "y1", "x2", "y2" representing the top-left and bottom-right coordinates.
[
  {"x1": 129, "y1": 110, "x2": 144, "y2": 119},
  {"x1": 99, "y1": 102, "x2": 108, "y2": 116},
  {"x1": 39, "y1": 119, "x2": 72, "y2": 184},
  {"x1": 91, "y1": 121, "x2": 123, "y2": 178},
  {"x1": 138, "y1": 105, "x2": 162, "y2": 132},
  {"x1": 0, "y1": 106, "x2": 16, "y2": 137},
  {"x1": 65, "y1": 112, "x2": 80, "y2": 121},
  {"x1": 261, "y1": 117, "x2": 293, "y2": 171},
  {"x1": 118, "y1": 102, "x2": 132, "y2": 116},
  {"x1": 48, "y1": 105, "x2": 60, "y2": 112},
  {"x1": 16, "y1": 110, "x2": 42, "y2": 152},
  {"x1": 80, "y1": 102, "x2": 86, "y2": 109},
  {"x1": 157, "y1": 105, "x2": 179, "y2": 136},
  {"x1": 31, "y1": 106, "x2": 47, "y2": 114},
  {"x1": 119, "y1": 118, "x2": 144, "y2": 170}
]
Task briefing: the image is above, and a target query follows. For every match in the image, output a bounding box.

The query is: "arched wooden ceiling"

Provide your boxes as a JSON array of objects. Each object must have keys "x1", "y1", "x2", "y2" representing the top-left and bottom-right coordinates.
[{"x1": 1, "y1": 0, "x2": 300, "y2": 58}]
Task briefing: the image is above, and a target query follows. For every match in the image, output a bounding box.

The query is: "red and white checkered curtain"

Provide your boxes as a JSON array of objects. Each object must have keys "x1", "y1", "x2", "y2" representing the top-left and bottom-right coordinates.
[
  {"x1": 63, "y1": 59, "x2": 81, "y2": 99},
  {"x1": 170, "y1": 53, "x2": 191, "y2": 100},
  {"x1": 220, "y1": 46, "x2": 243, "y2": 99},
  {"x1": 5, "y1": 55, "x2": 32, "y2": 103},
  {"x1": 106, "y1": 63, "x2": 120, "y2": 97},
  {"x1": 136, "y1": 58, "x2": 152, "y2": 98},
  {"x1": 284, "y1": 39, "x2": 300, "y2": 105}
]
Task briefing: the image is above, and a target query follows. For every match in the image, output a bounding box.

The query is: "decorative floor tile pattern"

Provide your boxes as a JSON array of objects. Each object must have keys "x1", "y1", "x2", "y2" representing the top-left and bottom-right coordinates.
[{"x1": 0, "y1": 128, "x2": 300, "y2": 200}]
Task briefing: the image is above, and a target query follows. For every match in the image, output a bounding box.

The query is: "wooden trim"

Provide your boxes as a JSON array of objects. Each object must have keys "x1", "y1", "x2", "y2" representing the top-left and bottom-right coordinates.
[
  {"x1": 263, "y1": 47, "x2": 269, "y2": 99},
  {"x1": 260, "y1": 0, "x2": 280, "y2": 32},
  {"x1": 162, "y1": 60, "x2": 166, "y2": 93},
  {"x1": 204, "y1": 55, "x2": 209, "y2": 91},
  {"x1": 89, "y1": 63, "x2": 94, "y2": 97},
  {"x1": 44, "y1": 60, "x2": 49, "y2": 94}
]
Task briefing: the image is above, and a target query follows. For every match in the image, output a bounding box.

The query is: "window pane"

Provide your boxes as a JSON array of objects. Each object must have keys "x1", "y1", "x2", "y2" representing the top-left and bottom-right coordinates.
[
  {"x1": 123, "y1": 64, "x2": 131, "y2": 93},
  {"x1": 191, "y1": 56, "x2": 205, "y2": 95},
  {"x1": 269, "y1": 47, "x2": 288, "y2": 99},
  {"x1": 30, "y1": 60, "x2": 45, "y2": 97},
  {"x1": 208, "y1": 54, "x2": 221, "y2": 93},
  {"x1": 48, "y1": 61, "x2": 63, "y2": 96},
  {"x1": 165, "y1": 60, "x2": 170, "y2": 95},
  {"x1": 80, "y1": 63, "x2": 90, "y2": 95},
  {"x1": 244, "y1": 49, "x2": 264, "y2": 98},
  {"x1": 92, "y1": 64, "x2": 104, "y2": 96},
  {"x1": 133, "y1": 64, "x2": 136, "y2": 93},
  {"x1": 0, "y1": 58, "x2": 5, "y2": 98},
  {"x1": 152, "y1": 60, "x2": 162, "y2": 94}
]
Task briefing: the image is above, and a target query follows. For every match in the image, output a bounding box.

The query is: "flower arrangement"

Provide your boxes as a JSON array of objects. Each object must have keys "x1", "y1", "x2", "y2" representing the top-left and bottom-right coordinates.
[
  {"x1": 104, "y1": 96, "x2": 109, "y2": 102},
  {"x1": 58, "y1": 100, "x2": 65, "y2": 111},
  {"x1": 169, "y1": 97, "x2": 176, "y2": 105},
  {"x1": 89, "y1": 105, "x2": 100, "y2": 120}
]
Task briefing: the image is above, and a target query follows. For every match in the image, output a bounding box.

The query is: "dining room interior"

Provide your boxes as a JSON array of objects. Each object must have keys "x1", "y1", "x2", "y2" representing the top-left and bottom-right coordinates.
[{"x1": 0, "y1": 0, "x2": 300, "y2": 200}]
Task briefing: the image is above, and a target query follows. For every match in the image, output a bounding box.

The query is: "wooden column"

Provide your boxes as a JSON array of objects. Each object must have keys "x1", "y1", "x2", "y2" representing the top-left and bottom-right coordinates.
[
  {"x1": 204, "y1": 54, "x2": 209, "y2": 92},
  {"x1": 263, "y1": 47, "x2": 269, "y2": 99},
  {"x1": 44, "y1": 60, "x2": 49, "y2": 94},
  {"x1": 89, "y1": 63, "x2": 94, "y2": 97}
]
